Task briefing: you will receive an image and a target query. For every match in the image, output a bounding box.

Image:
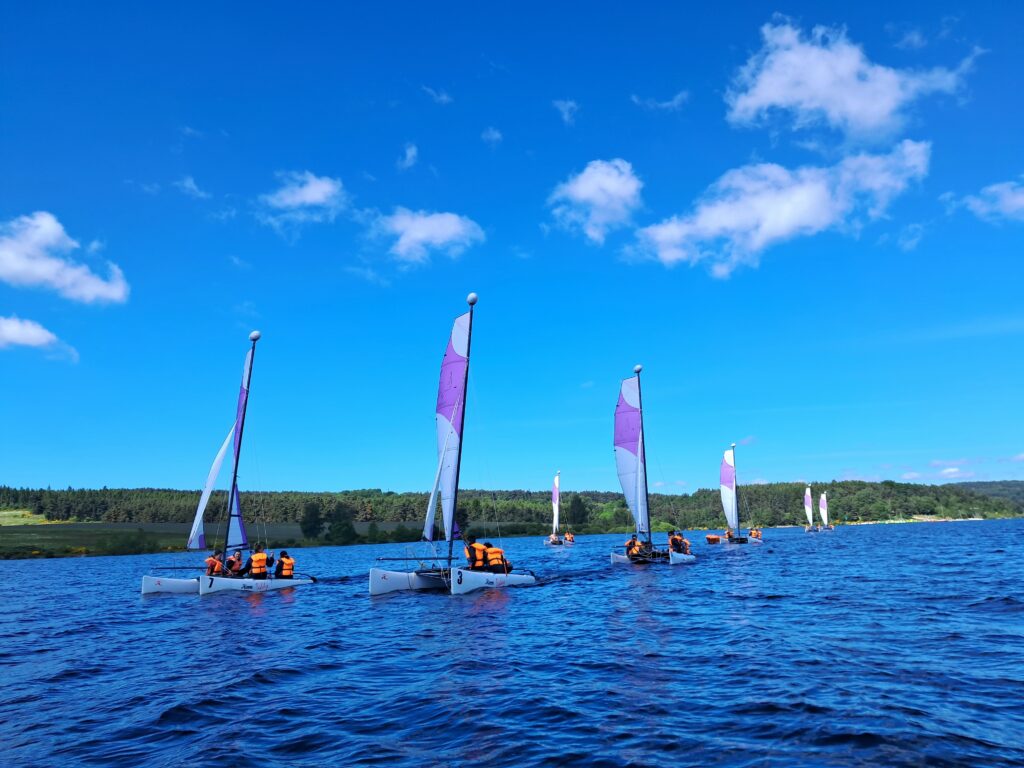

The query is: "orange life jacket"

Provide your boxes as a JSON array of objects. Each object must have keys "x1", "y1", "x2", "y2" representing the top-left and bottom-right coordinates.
[
  {"x1": 226, "y1": 556, "x2": 241, "y2": 572},
  {"x1": 279, "y1": 556, "x2": 294, "y2": 577},
  {"x1": 464, "y1": 542, "x2": 487, "y2": 568},
  {"x1": 205, "y1": 556, "x2": 223, "y2": 575},
  {"x1": 625, "y1": 538, "x2": 640, "y2": 555},
  {"x1": 565, "y1": 533, "x2": 574, "y2": 542},
  {"x1": 250, "y1": 552, "x2": 268, "y2": 575},
  {"x1": 485, "y1": 546, "x2": 505, "y2": 567}
]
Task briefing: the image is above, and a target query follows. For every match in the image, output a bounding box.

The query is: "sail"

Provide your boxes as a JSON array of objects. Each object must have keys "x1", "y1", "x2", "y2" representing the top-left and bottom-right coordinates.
[
  {"x1": 819, "y1": 492, "x2": 829, "y2": 527},
  {"x1": 433, "y1": 311, "x2": 471, "y2": 542},
  {"x1": 223, "y1": 348, "x2": 253, "y2": 550},
  {"x1": 614, "y1": 376, "x2": 649, "y2": 535},
  {"x1": 186, "y1": 426, "x2": 234, "y2": 549},
  {"x1": 720, "y1": 448, "x2": 739, "y2": 531},
  {"x1": 804, "y1": 486, "x2": 813, "y2": 527},
  {"x1": 552, "y1": 472, "x2": 560, "y2": 534}
]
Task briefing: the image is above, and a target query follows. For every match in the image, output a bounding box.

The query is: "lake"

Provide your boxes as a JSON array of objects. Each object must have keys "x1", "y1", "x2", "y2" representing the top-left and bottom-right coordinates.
[{"x1": 2, "y1": 519, "x2": 1023, "y2": 766}]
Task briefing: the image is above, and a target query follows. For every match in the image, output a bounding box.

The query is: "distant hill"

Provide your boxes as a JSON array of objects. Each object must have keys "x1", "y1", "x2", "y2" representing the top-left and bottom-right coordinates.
[{"x1": 957, "y1": 481, "x2": 1024, "y2": 509}]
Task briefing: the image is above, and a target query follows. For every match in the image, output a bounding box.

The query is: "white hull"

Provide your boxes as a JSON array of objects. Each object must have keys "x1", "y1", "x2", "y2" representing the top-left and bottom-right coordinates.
[
  {"x1": 450, "y1": 568, "x2": 536, "y2": 595},
  {"x1": 198, "y1": 576, "x2": 313, "y2": 595},
  {"x1": 668, "y1": 551, "x2": 696, "y2": 565},
  {"x1": 141, "y1": 575, "x2": 199, "y2": 594},
  {"x1": 610, "y1": 552, "x2": 632, "y2": 564},
  {"x1": 368, "y1": 567, "x2": 449, "y2": 596},
  {"x1": 544, "y1": 539, "x2": 564, "y2": 547},
  {"x1": 610, "y1": 550, "x2": 671, "y2": 564}
]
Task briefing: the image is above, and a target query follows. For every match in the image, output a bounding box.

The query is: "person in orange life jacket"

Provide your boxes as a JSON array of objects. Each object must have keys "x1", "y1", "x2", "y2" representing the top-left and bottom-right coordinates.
[
  {"x1": 205, "y1": 550, "x2": 224, "y2": 575},
  {"x1": 463, "y1": 535, "x2": 488, "y2": 570},
  {"x1": 238, "y1": 544, "x2": 275, "y2": 580},
  {"x1": 565, "y1": 531, "x2": 575, "y2": 543},
  {"x1": 624, "y1": 534, "x2": 640, "y2": 556},
  {"x1": 225, "y1": 549, "x2": 243, "y2": 575},
  {"x1": 483, "y1": 542, "x2": 511, "y2": 574},
  {"x1": 274, "y1": 550, "x2": 295, "y2": 579}
]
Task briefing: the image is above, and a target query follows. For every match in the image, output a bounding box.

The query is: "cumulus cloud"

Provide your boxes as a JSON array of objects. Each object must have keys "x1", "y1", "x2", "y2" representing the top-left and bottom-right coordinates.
[
  {"x1": 901, "y1": 471, "x2": 922, "y2": 480},
  {"x1": 376, "y1": 208, "x2": 485, "y2": 263},
  {"x1": 961, "y1": 178, "x2": 1024, "y2": 223},
  {"x1": 174, "y1": 175, "x2": 210, "y2": 199},
  {"x1": 481, "y1": 127, "x2": 503, "y2": 147},
  {"x1": 553, "y1": 99, "x2": 579, "y2": 125},
  {"x1": 396, "y1": 143, "x2": 418, "y2": 171},
  {"x1": 257, "y1": 171, "x2": 346, "y2": 231},
  {"x1": 635, "y1": 139, "x2": 929, "y2": 277},
  {"x1": 0, "y1": 211, "x2": 130, "y2": 303},
  {"x1": 727, "y1": 21, "x2": 980, "y2": 137},
  {"x1": 549, "y1": 159, "x2": 644, "y2": 244},
  {"x1": 631, "y1": 90, "x2": 689, "y2": 112},
  {"x1": 421, "y1": 86, "x2": 453, "y2": 105},
  {"x1": 0, "y1": 315, "x2": 78, "y2": 362},
  {"x1": 939, "y1": 466, "x2": 974, "y2": 479}
]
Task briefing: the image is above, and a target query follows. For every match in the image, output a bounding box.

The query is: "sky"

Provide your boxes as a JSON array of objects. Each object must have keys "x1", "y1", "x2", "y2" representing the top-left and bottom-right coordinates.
[{"x1": 1, "y1": 2, "x2": 1022, "y2": 494}]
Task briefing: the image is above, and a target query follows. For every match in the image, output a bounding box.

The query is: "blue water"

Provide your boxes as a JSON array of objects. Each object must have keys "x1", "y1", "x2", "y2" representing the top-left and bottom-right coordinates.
[{"x1": 2, "y1": 520, "x2": 1024, "y2": 767}]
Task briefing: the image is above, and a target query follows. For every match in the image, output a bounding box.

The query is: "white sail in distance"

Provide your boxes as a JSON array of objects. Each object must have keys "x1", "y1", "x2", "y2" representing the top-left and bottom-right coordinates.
[
  {"x1": 804, "y1": 486, "x2": 813, "y2": 527},
  {"x1": 819, "y1": 492, "x2": 829, "y2": 527},
  {"x1": 552, "y1": 471, "x2": 560, "y2": 534},
  {"x1": 720, "y1": 447, "x2": 739, "y2": 531}
]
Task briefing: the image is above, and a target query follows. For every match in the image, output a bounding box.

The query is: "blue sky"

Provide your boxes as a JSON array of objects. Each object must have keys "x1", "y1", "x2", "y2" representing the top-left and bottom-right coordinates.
[{"x1": 1, "y1": 2, "x2": 1022, "y2": 494}]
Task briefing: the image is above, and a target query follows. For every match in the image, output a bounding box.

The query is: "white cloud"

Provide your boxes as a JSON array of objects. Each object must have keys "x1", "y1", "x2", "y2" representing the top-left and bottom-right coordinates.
[
  {"x1": 257, "y1": 171, "x2": 346, "y2": 231},
  {"x1": 549, "y1": 159, "x2": 644, "y2": 244},
  {"x1": 939, "y1": 466, "x2": 974, "y2": 479},
  {"x1": 901, "y1": 471, "x2": 922, "y2": 480},
  {"x1": 0, "y1": 315, "x2": 57, "y2": 349},
  {"x1": 894, "y1": 28, "x2": 927, "y2": 50},
  {"x1": 376, "y1": 208, "x2": 485, "y2": 263},
  {"x1": 897, "y1": 222, "x2": 925, "y2": 251},
  {"x1": 553, "y1": 99, "x2": 579, "y2": 125},
  {"x1": 0, "y1": 212, "x2": 130, "y2": 303},
  {"x1": 961, "y1": 179, "x2": 1024, "y2": 223},
  {"x1": 174, "y1": 175, "x2": 210, "y2": 199},
  {"x1": 635, "y1": 140, "x2": 929, "y2": 276},
  {"x1": 727, "y1": 21, "x2": 980, "y2": 137},
  {"x1": 396, "y1": 143, "x2": 418, "y2": 171},
  {"x1": 481, "y1": 127, "x2": 503, "y2": 146},
  {"x1": 421, "y1": 86, "x2": 453, "y2": 105},
  {"x1": 631, "y1": 90, "x2": 689, "y2": 112}
]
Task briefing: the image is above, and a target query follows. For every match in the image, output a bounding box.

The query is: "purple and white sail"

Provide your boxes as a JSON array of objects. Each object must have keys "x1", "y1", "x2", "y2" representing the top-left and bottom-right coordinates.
[
  {"x1": 720, "y1": 447, "x2": 739, "y2": 532},
  {"x1": 422, "y1": 310, "x2": 472, "y2": 542},
  {"x1": 223, "y1": 347, "x2": 253, "y2": 550},
  {"x1": 614, "y1": 374, "x2": 649, "y2": 535},
  {"x1": 804, "y1": 486, "x2": 814, "y2": 527},
  {"x1": 819, "y1": 492, "x2": 829, "y2": 527},
  {"x1": 552, "y1": 471, "x2": 561, "y2": 534},
  {"x1": 186, "y1": 425, "x2": 234, "y2": 549}
]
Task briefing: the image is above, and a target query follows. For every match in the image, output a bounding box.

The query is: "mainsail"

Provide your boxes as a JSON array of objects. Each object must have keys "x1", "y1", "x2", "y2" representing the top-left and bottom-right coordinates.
[
  {"x1": 552, "y1": 471, "x2": 560, "y2": 534},
  {"x1": 422, "y1": 308, "x2": 473, "y2": 542},
  {"x1": 223, "y1": 345, "x2": 255, "y2": 550},
  {"x1": 804, "y1": 486, "x2": 814, "y2": 527},
  {"x1": 720, "y1": 447, "x2": 739, "y2": 532},
  {"x1": 186, "y1": 426, "x2": 234, "y2": 549},
  {"x1": 819, "y1": 492, "x2": 829, "y2": 527},
  {"x1": 614, "y1": 372, "x2": 649, "y2": 536}
]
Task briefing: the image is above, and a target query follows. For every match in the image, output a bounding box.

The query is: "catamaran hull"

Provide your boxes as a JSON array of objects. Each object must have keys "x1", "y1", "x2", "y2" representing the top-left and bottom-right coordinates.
[
  {"x1": 450, "y1": 568, "x2": 536, "y2": 594},
  {"x1": 198, "y1": 576, "x2": 313, "y2": 595},
  {"x1": 668, "y1": 551, "x2": 696, "y2": 565},
  {"x1": 140, "y1": 575, "x2": 199, "y2": 594},
  {"x1": 544, "y1": 539, "x2": 564, "y2": 546},
  {"x1": 368, "y1": 568, "x2": 449, "y2": 596},
  {"x1": 610, "y1": 551, "x2": 671, "y2": 565}
]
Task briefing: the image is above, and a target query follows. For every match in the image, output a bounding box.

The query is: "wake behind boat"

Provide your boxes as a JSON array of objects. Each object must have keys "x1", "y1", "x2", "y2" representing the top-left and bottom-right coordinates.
[{"x1": 369, "y1": 293, "x2": 536, "y2": 596}]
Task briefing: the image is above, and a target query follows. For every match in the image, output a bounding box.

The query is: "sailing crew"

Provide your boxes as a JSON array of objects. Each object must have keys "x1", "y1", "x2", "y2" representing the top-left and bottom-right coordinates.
[
  {"x1": 548, "y1": 532, "x2": 561, "y2": 545},
  {"x1": 565, "y1": 531, "x2": 574, "y2": 543},
  {"x1": 668, "y1": 532, "x2": 691, "y2": 555},
  {"x1": 238, "y1": 544, "x2": 275, "y2": 580},
  {"x1": 464, "y1": 535, "x2": 488, "y2": 570},
  {"x1": 225, "y1": 549, "x2": 243, "y2": 575},
  {"x1": 624, "y1": 534, "x2": 641, "y2": 556},
  {"x1": 274, "y1": 551, "x2": 295, "y2": 579},
  {"x1": 484, "y1": 542, "x2": 511, "y2": 574},
  {"x1": 205, "y1": 550, "x2": 224, "y2": 575}
]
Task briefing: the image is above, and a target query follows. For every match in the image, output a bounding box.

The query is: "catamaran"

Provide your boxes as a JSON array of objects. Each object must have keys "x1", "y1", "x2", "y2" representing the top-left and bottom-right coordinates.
[
  {"x1": 609, "y1": 366, "x2": 683, "y2": 564},
  {"x1": 141, "y1": 331, "x2": 314, "y2": 596},
  {"x1": 545, "y1": 471, "x2": 565, "y2": 546},
  {"x1": 804, "y1": 486, "x2": 816, "y2": 532},
  {"x1": 819, "y1": 492, "x2": 833, "y2": 530},
  {"x1": 719, "y1": 443, "x2": 750, "y2": 544},
  {"x1": 369, "y1": 294, "x2": 536, "y2": 596}
]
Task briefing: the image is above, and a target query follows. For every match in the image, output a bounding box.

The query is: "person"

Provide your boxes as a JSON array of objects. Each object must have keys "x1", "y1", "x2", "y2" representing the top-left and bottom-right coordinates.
[
  {"x1": 225, "y1": 549, "x2": 243, "y2": 576},
  {"x1": 548, "y1": 532, "x2": 561, "y2": 545},
  {"x1": 238, "y1": 544, "x2": 275, "y2": 580},
  {"x1": 274, "y1": 550, "x2": 295, "y2": 579},
  {"x1": 463, "y1": 535, "x2": 488, "y2": 570},
  {"x1": 750, "y1": 527, "x2": 762, "y2": 540},
  {"x1": 565, "y1": 531, "x2": 575, "y2": 543},
  {"x1": 204, "y1": 549, "x2": 224, "y2": 576},
  {"x1": 624, "y1": 534, "x2": 641, "y2": 556},
  {"x1": 668, "y1": 531, "x2": 684, "y2": 553},
  {"x1": 484, "y1": 541, "x2": 512, "y2": 574},
  {"x1": 724, "y1": 528, "x2": 733, "y2": 541}
]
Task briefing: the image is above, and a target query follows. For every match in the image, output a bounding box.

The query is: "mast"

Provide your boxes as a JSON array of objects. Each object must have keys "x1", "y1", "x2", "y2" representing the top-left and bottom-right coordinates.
[
  {"x1": 222, "y1": 330, "x2": 260, "y2": 557},
  {"x1": 634, "y1": 364, "x2": 652, "y2": 547},
  {"x1": 732, "y1": 442, "x2": 740, "y2": 535},
  {"x1": 447, "y1": 292, "x2": 476, "y2": 565}
]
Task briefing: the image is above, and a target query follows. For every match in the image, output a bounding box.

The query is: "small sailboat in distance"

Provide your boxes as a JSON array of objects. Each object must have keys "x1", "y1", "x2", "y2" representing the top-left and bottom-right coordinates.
[
  {"x1": 720, "y1": 443, "x2": 748, "y2": 544},
  {"x1": 819, "y1": 492, "x2": 833, "y2": 530},
  {"x1": 369, "y1": 294, "x2": 536, "y2": 595},
  {"x1": 545, "y1": 472, "x2": 564, "y2": 546},
  {"x1": 804, "y1": 486, "x2": 816, "y2": 532},
  {"x1": 610, "y1": 365, "x2": 670, "y2": 564}
]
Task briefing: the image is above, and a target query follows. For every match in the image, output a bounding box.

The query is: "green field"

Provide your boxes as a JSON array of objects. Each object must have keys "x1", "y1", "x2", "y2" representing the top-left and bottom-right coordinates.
[{"x1": 0, "y1": 509, "x2": 49, "y2": 525}]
